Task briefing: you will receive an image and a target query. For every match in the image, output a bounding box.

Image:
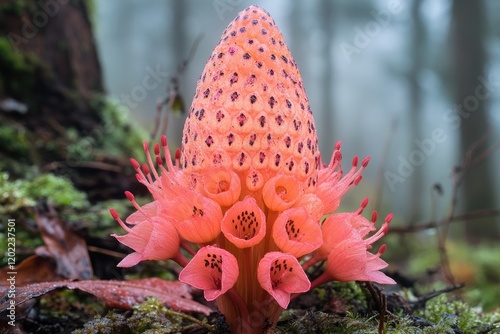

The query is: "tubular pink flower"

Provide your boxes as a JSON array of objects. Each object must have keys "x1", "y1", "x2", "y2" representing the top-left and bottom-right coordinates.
[
  {"x1": 313, "y1": 213, "x2": 357, "y2": 261},
  {"x1": 272, "y1": 207, "x2": 323, "y2": 257},
  {"x1": 310, "y1": 213, "x2": 395, "y2": 288},
  {"x1": 201, "y1": 167, "x2": 241, "y2": 207},
  {"x1": 166, "y1": 191, "x2": 222, "y2": 244},
  {"x1": 258, "y1": 252, "x2": 310, "y2": 309},
  {"x1": 221, "y1": 196, "x2": 266, "y2": 248},
  {"x1": 179, "y1": 246, "x2": 239, "y2": 301},
  {"x1": 322, "y1": 239, "x2": 395, "y2": 284},
  {"x1": 262, "y1": 174, "x2": 303, "y2": 211},
  {"x1": 296, "y1": 193, "x2": 324, "y2": 222},
  {"x1": 110, "y1": 209, "x2": 180, "y2": 267}
]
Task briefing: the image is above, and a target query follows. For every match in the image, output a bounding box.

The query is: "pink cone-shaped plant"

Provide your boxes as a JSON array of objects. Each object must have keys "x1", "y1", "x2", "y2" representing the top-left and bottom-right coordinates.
[{"x1": 112, "y1": 5, "x2": 395, "y2": 333}]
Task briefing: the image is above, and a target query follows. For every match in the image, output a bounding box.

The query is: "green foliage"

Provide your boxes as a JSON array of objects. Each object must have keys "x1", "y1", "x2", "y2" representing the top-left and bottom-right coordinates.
[
  {"x1": 0, "y1": 172, "x2": 89, "y2": 216},
  {"x1": 73, "y1": 298, "x2": 185, "y2": 334}
]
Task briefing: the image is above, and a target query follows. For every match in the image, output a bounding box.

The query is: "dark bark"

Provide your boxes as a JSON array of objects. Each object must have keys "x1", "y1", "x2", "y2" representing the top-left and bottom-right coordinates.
[{"x1": 0, "y1": 0, "x2": 145, "y2": 201}]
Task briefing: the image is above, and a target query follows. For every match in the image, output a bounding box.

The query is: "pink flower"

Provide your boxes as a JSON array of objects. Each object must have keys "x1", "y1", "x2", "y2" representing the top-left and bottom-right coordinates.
[
  {"x1": 110, "y1": 206, "x2": 180, "y2": 267},
  {"x1": 272, "y1": 207, "x2": 323, "y2": 257},
  {"x1": 315, "y1": 149, "x2": 370, "y2": 215},
  {"x1": 258, "y1": 252, "x2": 310, "y2": 309},
  {"x1": 221, "y1": 196, "x2": 266, "y2": 248},
  {"x1": 262, "y1": 175, "x2": 303, "y2": 212},
  {"x1": 201, "y1": 167, "x2": 241, "y2": 207},
  {"x1": 179, "y1": 246, "x2": 239, "y2": 301},
  {"x1": 310, "y1": 213, "x2": 395, "y2": 288},
  {"x1": 165, "y1": 191, "x2": 223, "y2": 244}
]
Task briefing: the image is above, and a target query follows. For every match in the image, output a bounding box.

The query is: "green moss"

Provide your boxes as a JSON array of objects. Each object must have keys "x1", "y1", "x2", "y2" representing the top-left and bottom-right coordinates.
[
  {"x1": 0, "y1": 172, "x2": 89, "y2": 215},
  {"x1": 73, "y1": 298, "x2": 186, "y2": 334},
  {"x1": 0, "y1": 37, "x2": 45, "y2": 101},
  {"x1": 416, "y1": 294, "x2": 499, "y2": 334},
  {"x1": 0, "y1": 123, "x2": 31, "y2": 171}
]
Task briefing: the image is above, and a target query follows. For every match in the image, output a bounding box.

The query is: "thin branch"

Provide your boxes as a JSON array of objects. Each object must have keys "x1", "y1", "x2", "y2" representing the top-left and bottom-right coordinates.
[
  {"x1": 150, "y1": 34, "x2": 203, "y2": 142},
  {"x1": 437, "y1": 131, "x2": 498, "y2": 284},
  {"x1": 388, "y1": 209, "x2": 500, "y2": 234}
]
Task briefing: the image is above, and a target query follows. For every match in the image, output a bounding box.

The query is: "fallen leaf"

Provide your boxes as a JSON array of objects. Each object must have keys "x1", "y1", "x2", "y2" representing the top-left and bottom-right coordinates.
[
  {"x1": 0, "y1": 278, "x2": 213, "y2": 315},
  {"x1": 34, "y1": 202, "x2": 93, "y2": 280},
  {"x1": 0, "y1": 255, "x2": 60, "y2": 286}
]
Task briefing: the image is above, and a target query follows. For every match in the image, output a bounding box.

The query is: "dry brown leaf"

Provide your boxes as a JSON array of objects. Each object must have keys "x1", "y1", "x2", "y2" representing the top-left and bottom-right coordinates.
[
  {"x1": 34, "y1": 203, "x2": 93, "y2": 280},
  {"x1": 0, "y1": 255, "x2": 60, "y2": 286},
  {"x1": 0, "y1": 278, "x2": 212, "y2": 315}
]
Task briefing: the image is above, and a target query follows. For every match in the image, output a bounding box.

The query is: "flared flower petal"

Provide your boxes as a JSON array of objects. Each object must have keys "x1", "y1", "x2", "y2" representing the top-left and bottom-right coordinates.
[
  {"x1": 323, "y1": 238, "x2": 368, "y2": 282},
  {"x1": 221, "y1": 196, "x2": 266, "y2": 248},
  {"x1": 314, "y1": 213, "x2": 357, "y2": 261},
  {"x1": 257, "y1": 252, "x2": 310, "y2": 309},
  {"x1": 202, "y1": 167, "x2": 241, "y2": 207},
  {"x1": 179, "y1": 246, "x2": 239, "y2": 301},
  {"x1": 166, "y1": 191, "x2": 222, "y2": 243},
  {"x1": 125, "y1": 201, "x2": 158, "y2": 225},
  {"x1": 272, "y1": 207, "x2": 322, "y2": 257},
  {"x1": 263, "y1": 175, "x2": 302, "y2": 211},
  {"x1": 323, "y1": 239, "x2": 395, "y2": 284},
  {"x1": 111, "y1": 210, "x2": 180, "y2": 267},
  {"x1": 296, "y1": 193, "x2": 325, "y2": 222}
]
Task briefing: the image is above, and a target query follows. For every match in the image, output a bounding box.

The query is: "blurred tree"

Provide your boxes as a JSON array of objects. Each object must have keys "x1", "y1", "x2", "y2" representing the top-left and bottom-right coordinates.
[
  {"x1": 317, "y1": 0, "x2": 335, "y2": 148},
  {"x1": 408, "y1": 0, "x2": 425, "y2": 222},
  {"x1": 451, "y1": 0, "x2": 498, "y2": 242}
]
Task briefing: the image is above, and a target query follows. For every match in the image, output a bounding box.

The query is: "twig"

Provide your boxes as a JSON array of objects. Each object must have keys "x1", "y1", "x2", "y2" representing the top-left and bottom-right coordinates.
[
  {"x1": 437, "y1": 132, "x2": 498, "y2": 284},
  {"x1": 150, "y1": 34, "x2": 203, "y2": 142},
  {"x1": 363, "y1": 282, "x2": 390, "y2": 334},
  {"x1": 410, "y1": 283, "x2": 464, "y2": 311},
  {"x1": 388, "y1": 209, "x2": 500, "y2": 234}
]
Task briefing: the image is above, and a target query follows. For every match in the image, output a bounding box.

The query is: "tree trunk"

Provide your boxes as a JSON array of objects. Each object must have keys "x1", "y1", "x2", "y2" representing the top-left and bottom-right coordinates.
[
  {"x1": 451, "y1": 0, "x2": 498, "y2": 242},
  {"x1": 0, "y1": 0, "x2": 144, "y2": 201},
  {"x1": 408, "y1": 0, "x2": 424, "y2": 222}
]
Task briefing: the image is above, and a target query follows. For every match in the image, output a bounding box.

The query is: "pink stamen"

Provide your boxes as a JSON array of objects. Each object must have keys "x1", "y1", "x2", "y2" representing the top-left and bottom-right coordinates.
[
  {"x1": 357, "y1": 198, "x2": 369, "y2": 214},
  {"x1": 143, "y1": 141, "x2": 160, "y2": 181},
  {"x1": 110, "y1": 209, "x2": 131, "y2": 232},
  {"x1": 364, "y1": 216, "x2": 390, "y2": 246},
  {"x1": 125, "y1": 191, "x2": 153, "y2": 221}
]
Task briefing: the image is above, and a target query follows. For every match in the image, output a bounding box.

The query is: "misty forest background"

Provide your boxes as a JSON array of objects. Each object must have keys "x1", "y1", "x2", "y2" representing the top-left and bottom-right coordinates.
[
  {"x1": 1, "y1": 0, "x2": 500, "y2": 314},
  {"x1": 96, "y1": 0, "x2": 500, "y2": 238}
]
